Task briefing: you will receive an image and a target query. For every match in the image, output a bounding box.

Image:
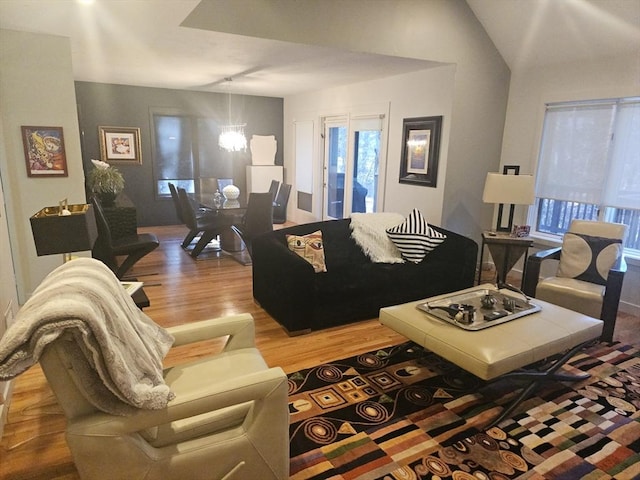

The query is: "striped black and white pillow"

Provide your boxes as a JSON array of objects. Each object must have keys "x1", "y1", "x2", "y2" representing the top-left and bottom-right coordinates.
[{"x1": 386, "y1": 209, "x2": 446, "y2": 263}]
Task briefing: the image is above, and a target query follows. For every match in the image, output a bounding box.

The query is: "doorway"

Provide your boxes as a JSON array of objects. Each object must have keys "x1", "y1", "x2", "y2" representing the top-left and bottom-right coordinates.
[{"x1": 322, "y1": 114, "x2": 385, "y2": 219}]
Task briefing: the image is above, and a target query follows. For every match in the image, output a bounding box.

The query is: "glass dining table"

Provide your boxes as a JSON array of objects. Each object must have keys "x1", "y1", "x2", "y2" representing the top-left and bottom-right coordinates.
[{"x1": 193, "y1": 193, "x2": 247, "y2": 255}]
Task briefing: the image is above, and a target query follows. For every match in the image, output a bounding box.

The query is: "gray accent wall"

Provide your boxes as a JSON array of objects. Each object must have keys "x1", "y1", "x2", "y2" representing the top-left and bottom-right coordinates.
[{"x1": 75, "y1": 82, "x2": 283, "y2": 226}]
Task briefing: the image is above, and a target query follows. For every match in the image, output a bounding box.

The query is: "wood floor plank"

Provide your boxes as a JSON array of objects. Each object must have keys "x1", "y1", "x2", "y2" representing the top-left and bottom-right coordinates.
[{"x1": 0, "y1": 224, "x2": 637, "y2": 479}]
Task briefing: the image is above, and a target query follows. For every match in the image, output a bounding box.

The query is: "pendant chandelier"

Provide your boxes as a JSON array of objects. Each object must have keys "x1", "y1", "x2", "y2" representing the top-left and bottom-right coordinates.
[
  {"x1": 218, "y1": 124, "x2": 247, "y2": 152},
  {"x1": 218, "y1": 77, "x2": 247, "y2": 152}
]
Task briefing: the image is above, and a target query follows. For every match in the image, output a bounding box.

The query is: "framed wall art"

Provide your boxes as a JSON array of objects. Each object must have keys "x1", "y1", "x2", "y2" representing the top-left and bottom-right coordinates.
[
  {"x1": 22, "y1": 126, "x2": 68, "y2": 177},
  {"x1": 99, "y1": 126, "x2": 142, "y2": 164},
  {"x1": 399, "y1": 115, "x2": 442, "y2": 187}
]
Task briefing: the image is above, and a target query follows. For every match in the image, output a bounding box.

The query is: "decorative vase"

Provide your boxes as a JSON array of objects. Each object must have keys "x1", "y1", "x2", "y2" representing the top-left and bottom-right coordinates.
[{"x1": 222, "y1": 184, "x2": 240, "y2": 200}]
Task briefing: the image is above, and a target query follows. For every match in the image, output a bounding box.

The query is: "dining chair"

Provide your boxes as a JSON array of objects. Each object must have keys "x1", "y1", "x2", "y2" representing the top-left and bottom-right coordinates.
[
  {"x1": 168, "y1": 183, "x2": 184, "y2": 223},
  {"x1": 177, "y1": 187, "x2": 232, "y2": 258},
  {"x1": 91, "y1": 196, "x2": 159, "y2": 279},
  {"x1": 273, "y1": 183, "x2": 291, "y2": 224},
  {"x1": 217, "y1": 178, "x2": 234, "y2": 192},
  {"x1": 231, "y1": 192, "x2": 274, "y2": 258},
  {"x1": 268, "y1": 179, "x2": 280, "y2": 201},
  {"x1": 168, "y1": 183, "x2": 212, "y2": 248}
]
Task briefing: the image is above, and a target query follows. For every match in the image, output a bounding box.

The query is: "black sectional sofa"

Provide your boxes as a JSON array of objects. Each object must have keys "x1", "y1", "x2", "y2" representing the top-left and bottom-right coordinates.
[{"x1": 251, "y1": 218, "x2": 478, "y2": 335}]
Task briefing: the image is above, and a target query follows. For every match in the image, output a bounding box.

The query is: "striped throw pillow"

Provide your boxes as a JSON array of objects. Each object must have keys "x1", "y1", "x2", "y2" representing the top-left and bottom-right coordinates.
[{"x1": 386, "y1": 209, "x2": 446, "y2": 263}]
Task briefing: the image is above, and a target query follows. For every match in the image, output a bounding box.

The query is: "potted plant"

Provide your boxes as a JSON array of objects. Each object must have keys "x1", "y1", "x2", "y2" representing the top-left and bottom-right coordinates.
[{"x1": 87, "y1": 159, "x2": 125, "y2": 207}]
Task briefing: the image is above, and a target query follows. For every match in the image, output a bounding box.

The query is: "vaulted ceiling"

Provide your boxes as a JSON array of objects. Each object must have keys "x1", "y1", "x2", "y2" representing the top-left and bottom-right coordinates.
[{"x1": 0, "y1": 0, "x2": 638, "y2": 97}]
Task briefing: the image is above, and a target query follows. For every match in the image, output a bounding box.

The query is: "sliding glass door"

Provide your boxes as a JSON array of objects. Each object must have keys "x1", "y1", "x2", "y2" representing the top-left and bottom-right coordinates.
[
  {"x1": 323, "y1": 117, "x2": 347, "y2": 219},
  {"x1": 322, "y1": 114, "x2": 384, "y2": 219}
]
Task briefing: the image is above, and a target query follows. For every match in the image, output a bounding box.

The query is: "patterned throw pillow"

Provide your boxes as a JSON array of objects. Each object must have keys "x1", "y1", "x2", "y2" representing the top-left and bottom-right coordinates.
[
  {"x1": 286, "y1": 230, "x2": 327, "y2": 273},
  {"x1": 386, "y1": 209, "x2": 446, "y2": 263},
  {"x1": 557, "y1": 232, "x2": 622, "y2": 285}
]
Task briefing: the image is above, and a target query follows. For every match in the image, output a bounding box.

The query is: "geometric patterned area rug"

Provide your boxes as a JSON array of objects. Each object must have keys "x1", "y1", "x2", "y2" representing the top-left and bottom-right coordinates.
[{"x1": 288, "y1": 341, "x2": 640, "y2": 479}]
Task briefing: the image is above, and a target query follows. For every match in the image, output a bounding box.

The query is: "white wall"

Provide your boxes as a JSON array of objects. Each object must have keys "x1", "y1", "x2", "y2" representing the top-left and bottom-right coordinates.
[
  {"x1": 0, "y1": 29, "x2": 88, "y2": 304},
  {"x1": 189, "y1": 0, "x2": 510, "y2": 242},
  {"x1": 0, "y1": 116, "x2": 18, "y2": 437},
  {"x1": 500, "y1": 53, "x2": 640, "y2": 314},
  {"x1": 284, "y1": 65, "x2": 456, "y2": 226}
]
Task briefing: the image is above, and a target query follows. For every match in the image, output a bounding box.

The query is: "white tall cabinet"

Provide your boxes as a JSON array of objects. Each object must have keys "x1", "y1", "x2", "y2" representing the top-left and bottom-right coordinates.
[{"x1": 246, "y1": 165, "x2": 283, "y2": 197}]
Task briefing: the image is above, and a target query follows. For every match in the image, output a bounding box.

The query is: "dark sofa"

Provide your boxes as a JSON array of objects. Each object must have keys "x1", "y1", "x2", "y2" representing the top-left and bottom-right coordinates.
[{"x1": 252, "y1": 218, "x2": 478, "y2": 335}]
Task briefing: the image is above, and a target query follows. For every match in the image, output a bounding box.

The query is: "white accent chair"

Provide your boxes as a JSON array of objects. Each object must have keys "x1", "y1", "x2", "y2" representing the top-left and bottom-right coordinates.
[
  {"x1": 523, "y1": 220, "x2": 627, "y2": 342},
  {"x1": 40, "y1": 312, "x2": 289, "y2": 480}
]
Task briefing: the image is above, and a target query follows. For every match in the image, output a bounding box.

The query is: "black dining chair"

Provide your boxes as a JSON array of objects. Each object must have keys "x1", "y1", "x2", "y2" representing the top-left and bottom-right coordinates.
[
  {"x1": 217, "y1": 178, "x2": 234, "y2": 192},
  {"x1": 91, "y1": 196, "x2": 159, "y2": 279},
  {"x1": 273, "y1": 183, "x2": 291, "y2": 224},
  {"x1": 268, "y1": 179, "x2": 280, "y2": 202},
  {"x1": 231, "y1": 193, "x2": 274, "y2": 258},
  {"x1": 168, "y1": 182, "x2": 213, "y2": 247},
  {"x1": 177, "y1": 187, "x2": 232, "y2": 258},
  {"x1": 168, "y1": 183, "x2": 184, "y2": 223}
]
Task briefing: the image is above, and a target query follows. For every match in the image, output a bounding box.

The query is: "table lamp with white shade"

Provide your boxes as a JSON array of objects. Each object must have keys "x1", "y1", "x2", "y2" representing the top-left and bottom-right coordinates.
[{"x1": 482, "y1": 172, "x2": 536, "y2": 234}]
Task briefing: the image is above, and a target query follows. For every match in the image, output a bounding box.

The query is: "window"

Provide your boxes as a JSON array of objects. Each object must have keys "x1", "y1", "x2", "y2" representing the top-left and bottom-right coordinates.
[
  {"x1": 151, "y1": 111, "x2": 233, "y2": 198},
  {"x1": 531, "y1": 97, "x2": 640, "y2": 253}
]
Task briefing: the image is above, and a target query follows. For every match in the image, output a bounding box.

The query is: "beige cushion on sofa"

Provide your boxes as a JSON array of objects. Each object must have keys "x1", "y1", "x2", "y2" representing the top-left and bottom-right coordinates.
[{"x1": 287, "y1": 230, "x2": 327, "y2": 273}]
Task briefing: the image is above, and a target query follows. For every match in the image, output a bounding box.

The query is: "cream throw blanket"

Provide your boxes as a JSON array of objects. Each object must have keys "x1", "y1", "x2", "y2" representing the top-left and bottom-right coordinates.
[
  {"x1": 350, "y1": 212, "x2": 405, "y2": 263},
  {"x1": 0, "y1": 258, "x2": 174, "y2": 415}
]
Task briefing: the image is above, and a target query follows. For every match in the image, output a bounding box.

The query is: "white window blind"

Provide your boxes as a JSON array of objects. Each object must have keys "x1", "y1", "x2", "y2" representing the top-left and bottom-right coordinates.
[
  {"x1": 536, "y1": 99, "x2": 640, "y2": 209},
  {"x1": 604, "y1": 100, "x2": 640, "y2": 210},
  {"x1": 536, "y1": 102, "x2": 615, "y2": 204}
]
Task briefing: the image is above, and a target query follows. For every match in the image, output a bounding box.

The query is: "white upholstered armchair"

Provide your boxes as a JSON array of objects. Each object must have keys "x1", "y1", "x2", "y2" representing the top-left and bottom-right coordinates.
[
  {"x1": 40, "y1": 313, "x2": 289, "y2": 479},
  {"x1": 523, "y1": 220, "x2": 628, "y2": 342},
  {"x1": 0, "y1": 259, "x2": 288, "y2": 479}
]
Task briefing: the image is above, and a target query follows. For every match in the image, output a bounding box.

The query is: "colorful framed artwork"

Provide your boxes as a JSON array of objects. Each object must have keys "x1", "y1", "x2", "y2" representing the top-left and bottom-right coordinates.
[
  {"x1": 399, "y1": 116, "x2": 442, "y2": 187},
  {"x1": 99, "y1": 126, "x2": 142, "y2": 164},
  {"x1": 21, "y1": 126, "x2": 68, "y2": 177}
]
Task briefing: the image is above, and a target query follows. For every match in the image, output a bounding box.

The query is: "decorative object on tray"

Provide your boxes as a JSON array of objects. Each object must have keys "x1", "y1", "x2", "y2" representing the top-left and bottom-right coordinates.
[
  {"x1": 87, "y1": 159, "x2": 125, "y2": 207},
  {"x1": 417, "y1": 284, "x2": 541, "y2": 330}
]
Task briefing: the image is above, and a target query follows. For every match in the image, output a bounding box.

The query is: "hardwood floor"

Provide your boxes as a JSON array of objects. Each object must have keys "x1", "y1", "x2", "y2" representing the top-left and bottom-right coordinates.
[{"x1": 1, "y1": 225, "x2": 638, "y2": 480}]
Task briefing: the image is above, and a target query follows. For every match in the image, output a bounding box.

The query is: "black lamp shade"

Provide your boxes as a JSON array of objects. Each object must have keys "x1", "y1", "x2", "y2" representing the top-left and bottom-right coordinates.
[{"x1": 30, "y1": 204, "x2": 98, "y2": 256}]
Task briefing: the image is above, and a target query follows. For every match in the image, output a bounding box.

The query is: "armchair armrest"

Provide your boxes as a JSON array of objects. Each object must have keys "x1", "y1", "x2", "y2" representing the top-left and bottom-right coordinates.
[
  {"x1": 66, "y1": 366, "x2": 287, "y2": 436},
  {"x1": 610, "y1": 253, "x2": 627, "y2": 275},
  {"x1": 166, "y1": 313, "x2": 255, "y2": 351},
  {"x1": 601, "y1": 255, "x2": 627, "y2": 341},
  {"x1": 522, "y1": 246, "x2": 562, "y2": 297}
]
